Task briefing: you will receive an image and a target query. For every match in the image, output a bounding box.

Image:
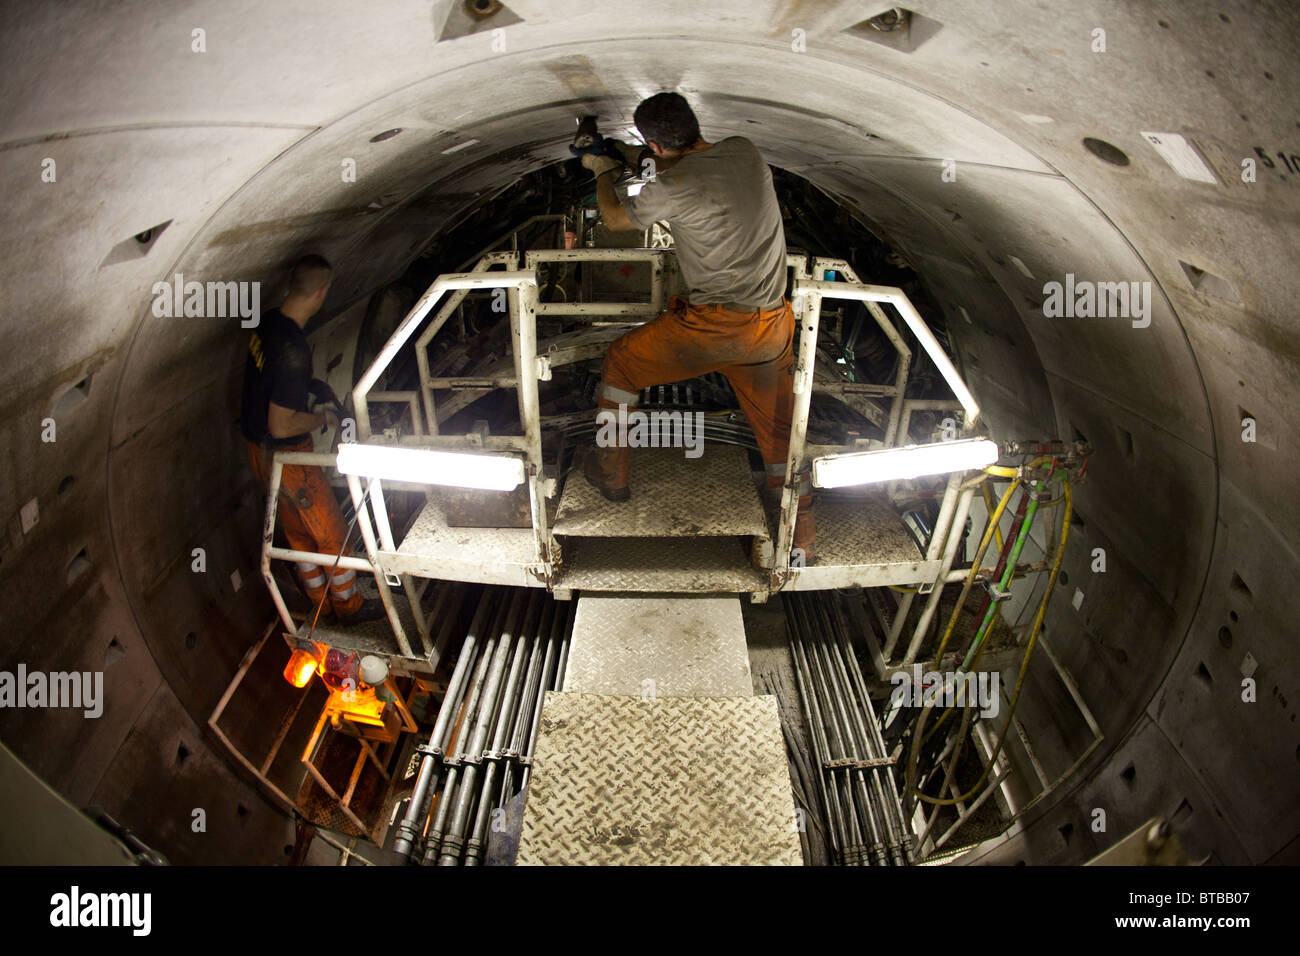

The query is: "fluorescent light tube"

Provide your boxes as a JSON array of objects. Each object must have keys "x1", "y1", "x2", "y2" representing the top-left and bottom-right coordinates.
[
  {"x1": 812, "y1": 439, "x2": 999, "y2": 488},
  {"x1": 335, "y1": 443, "x2": 525, "y2": 491}
]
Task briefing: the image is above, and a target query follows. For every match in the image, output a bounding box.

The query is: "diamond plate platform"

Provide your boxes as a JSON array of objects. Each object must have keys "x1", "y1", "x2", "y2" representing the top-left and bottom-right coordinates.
[
  {"x1": 763, "y1": 490, "x2": 944, "y2": 589},
  {"x1": 387, "y1": 496, "x2": 539, "y2": 587},
  {"x1": 517, "y1": 692, "x2": 802, "y2": 865},
  {"x1": 294, "y1": 588, "x2": 425, "y2": 662},
  {"x1": 563, "y1": 594, "x2": 753, "y2": 696},
  {"x1": 802, "y1": 493, "x2": 922, "y2": 566},
  {"x1": 556, "y1": 535, "x2": 766, "y2": 593},
  {"x1": 553, "y1": 444, "x2": 767, "y2": 539}
]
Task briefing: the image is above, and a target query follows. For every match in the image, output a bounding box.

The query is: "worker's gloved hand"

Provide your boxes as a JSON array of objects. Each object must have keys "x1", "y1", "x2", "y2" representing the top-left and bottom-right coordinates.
[
  {"x1": 606, "y1": 139, "x2": 650, "y2": 168},
  {"x1": 569, "y1": 135, "x2": 623, "y2": 178},
  {"x1": 581, "y1": 153, "x2": 621, "y2": 177},
  {"x1": 308, "y1": 378, "x2": 342, "y2": 409}
]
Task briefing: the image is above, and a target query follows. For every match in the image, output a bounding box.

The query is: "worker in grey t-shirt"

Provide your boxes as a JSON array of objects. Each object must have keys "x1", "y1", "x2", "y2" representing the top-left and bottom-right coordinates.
[
  {"x1": 574, "y1": 92, "x2": 815, "y2": 562},
  {"x1": 624, "y1": 135, "x2": 787, "y2": 309}
]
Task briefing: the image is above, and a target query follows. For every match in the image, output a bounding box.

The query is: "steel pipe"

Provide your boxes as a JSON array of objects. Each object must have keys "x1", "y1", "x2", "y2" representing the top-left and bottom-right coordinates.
[
  {"x1": 394, "y1": 591, "x2": 495, "y2": 859},
  {"x1": 786, "y1": 591, "x2": 912, "y2": 866}
]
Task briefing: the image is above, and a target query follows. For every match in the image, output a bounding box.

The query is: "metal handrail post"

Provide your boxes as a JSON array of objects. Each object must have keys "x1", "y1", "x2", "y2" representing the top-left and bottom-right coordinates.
[
  {"x1": 343, "y1": 473, "x2": 414, "y2": 657},
  {"x1": 903, "y1": 481, "x2": 976, "y2": 664},
  {"x1": 881, "y1": 590, "x2": 915, "y2": 662},
  {"x1": 367, "y1": 477, "x2": 433, "y2": 658},
  {"x1": 261, "y1": 457, "x2": 297, "y2": 634},
  {"x1": 775, "y1": 285, "x2": 820, "y2": 582},
  {"x1": 510, "y1": 279, "x2": 552, "y2": 573}
]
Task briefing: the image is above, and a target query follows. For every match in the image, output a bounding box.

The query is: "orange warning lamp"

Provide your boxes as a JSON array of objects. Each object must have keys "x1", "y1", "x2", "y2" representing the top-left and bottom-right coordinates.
[{"x1": 283, "y1": 642, "x2": 322, "y2": 688}]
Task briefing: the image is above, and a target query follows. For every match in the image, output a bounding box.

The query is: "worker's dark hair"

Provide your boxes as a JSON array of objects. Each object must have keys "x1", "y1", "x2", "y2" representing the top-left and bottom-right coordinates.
[
  {"x1": 634, "y1": 92, "x2": 701, "y2": 153},
  {"x1": 288, "y1": 254, "x2": 332, "y2": 297}
]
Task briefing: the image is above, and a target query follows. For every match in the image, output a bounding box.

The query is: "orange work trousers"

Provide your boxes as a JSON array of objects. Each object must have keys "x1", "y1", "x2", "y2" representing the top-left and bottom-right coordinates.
[
  {"x1": 596, "y1": 295, "x2": 800, "y2": 485},
  {"x1": 247, "y1": 435, "x2": 364, "y2": 618},
  {"x1": 593, "y1": 294, "x2": 815, "y2": 558}
]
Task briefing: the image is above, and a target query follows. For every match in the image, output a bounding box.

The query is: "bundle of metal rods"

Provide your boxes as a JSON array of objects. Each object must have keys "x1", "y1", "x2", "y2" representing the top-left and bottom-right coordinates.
[
  {"x1": 392, "y1": 586, "x2": 572, "y2": 866},
  {"x1": 785, "y1": 591, "x2": 912, "y2": 866},
  {"x1": 555, "y1": 417, "x2": 760, "y2": 451}
]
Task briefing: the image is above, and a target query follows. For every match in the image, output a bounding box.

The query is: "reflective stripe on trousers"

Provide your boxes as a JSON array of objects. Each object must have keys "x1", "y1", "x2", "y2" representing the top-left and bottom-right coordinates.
[{"x1": 250, "y1": 437, "x2": 365, "y2": 618}]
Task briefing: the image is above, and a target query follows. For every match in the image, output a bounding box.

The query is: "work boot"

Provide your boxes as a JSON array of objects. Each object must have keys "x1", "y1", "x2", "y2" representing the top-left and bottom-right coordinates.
[
  {"x1": 793, "y1": 494, "x2": 816, "y2": 567},
  {"x1": 768, "y1": 470, "x2": 816, "y2": 566},
  {"x1": 583, "y1": 445, "x2": 630, "y2": 502},
  {"x1": 335, "y1": 597, "x2": 386, "y2": 626}
]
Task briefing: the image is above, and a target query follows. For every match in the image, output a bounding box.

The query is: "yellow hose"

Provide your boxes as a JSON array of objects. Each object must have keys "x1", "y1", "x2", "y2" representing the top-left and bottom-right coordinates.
[
  {"x1": 914, "y1": 476, "x2": 1021, "y2": 747},
  {"x1": 980, "y1": 481, "x2": 1004, "y2": 553},
  {"x1": 914, "y1": 478, "x2": 1072, "y2": 807},
  {"x1": 983, "y1": 464, "x2": 1019, "y2": 478},
  {"x1": 931, "y1": 477, "x2": 1020, "y2": 668},
  {"x1": 902, "y1": 456, "x2": 1060, "y2": 813},
  {"x1": 984, "y1": 455, "x2": 1053, "y2": 479}
]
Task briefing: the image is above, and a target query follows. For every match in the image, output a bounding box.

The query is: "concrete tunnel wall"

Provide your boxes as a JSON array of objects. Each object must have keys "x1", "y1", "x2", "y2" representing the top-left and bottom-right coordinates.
[{"x1": 0, "y1": 0, "x2": 1295, "y2": 864}]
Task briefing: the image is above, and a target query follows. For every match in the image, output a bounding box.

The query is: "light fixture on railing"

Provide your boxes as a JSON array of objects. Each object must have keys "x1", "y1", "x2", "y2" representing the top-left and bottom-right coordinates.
[
  {"x1": 335, "y1": 442, "x2": 525, "y2": 491},
  {"x1": 811, "y1": 438, "x2": 999, "y2": 488}
]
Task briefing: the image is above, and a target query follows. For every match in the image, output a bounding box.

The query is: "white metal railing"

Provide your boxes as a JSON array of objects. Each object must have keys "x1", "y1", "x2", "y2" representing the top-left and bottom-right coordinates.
[
  {"x1": 259, "y1": 449, "x2": 426, "y2": 659},
  {"x1": 773, "y1": 257, "x2": 980, "y2": 589},
  {"x1": 259, "y1": 246, "x2": 984, "y2": 635}
]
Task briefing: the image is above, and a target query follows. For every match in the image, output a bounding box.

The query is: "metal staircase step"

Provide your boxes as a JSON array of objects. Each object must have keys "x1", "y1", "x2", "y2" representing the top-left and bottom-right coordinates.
[
  {"x1": 779, "y1": 492, "x2": 942, "y2": 589},
  {"x1": 563, "y1": 593, "x2": 753, "y2": 697},
  {"x1": 553, "y1": 444, "x2": 768, "y2": 539},
  {"x1": 517, "y1": 590, "x2": 801, "y2": 865},
  {"x1": 388, "y1": 497, "x2": 537, "y2": 587},
  {"x1": 555, "y1": 535, "x2": 766, "y2": 594},
  {"x1": 516, "y1": 691, "x2": 802, "y2": 866},
  {"x1": 293, "y1": 589, "x2": 426, "y2": 664}
]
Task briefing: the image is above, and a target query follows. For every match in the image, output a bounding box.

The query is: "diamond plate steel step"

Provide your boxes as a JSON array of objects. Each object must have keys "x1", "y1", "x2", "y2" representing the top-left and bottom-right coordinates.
[
  {"x1": 555, "y1": 535, "x2": 765, "y2": 593},
  {"x1": 553, "y1": 444, "x2": 768, "y2": 539},
  {"x1": 389, "y1": 496, "x2": 537, "y2": 587},
  {"x1": 563, "y1": 593, "x2": 753, "y2": 697},
  {"x1": 755, "y1": 488, "x2": 943, "y2": 589},
  {"x1": 517, "y1": 692, "x2": 802, "y2": 866}
]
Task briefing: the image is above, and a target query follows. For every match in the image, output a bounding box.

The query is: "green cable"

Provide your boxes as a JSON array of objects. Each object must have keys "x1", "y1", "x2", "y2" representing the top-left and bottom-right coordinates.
[
  {"x1": 921, "y1": 473, "x2": 1047, "y2": 747},
  {"x1": 958, "y1": 469, "x2": 1053, "y2": 672}
]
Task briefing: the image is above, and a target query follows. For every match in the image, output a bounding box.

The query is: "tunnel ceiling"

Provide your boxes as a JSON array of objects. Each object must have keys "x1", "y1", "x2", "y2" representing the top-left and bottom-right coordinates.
[{"x1": 0, "y1": 0, "x2": 1295, "y2": 864}]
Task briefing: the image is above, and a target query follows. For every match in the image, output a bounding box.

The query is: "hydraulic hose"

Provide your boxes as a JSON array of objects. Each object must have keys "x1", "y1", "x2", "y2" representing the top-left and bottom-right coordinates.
[{"x1": 914, "y1": 477, "x2": 1071, "y2": 808}]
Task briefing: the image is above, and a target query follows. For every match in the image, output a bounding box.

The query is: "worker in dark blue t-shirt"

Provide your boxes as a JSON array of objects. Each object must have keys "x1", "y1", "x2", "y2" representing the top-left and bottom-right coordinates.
[{"x1": 241, "y1": 255, "x2": 382, "y2": 624}]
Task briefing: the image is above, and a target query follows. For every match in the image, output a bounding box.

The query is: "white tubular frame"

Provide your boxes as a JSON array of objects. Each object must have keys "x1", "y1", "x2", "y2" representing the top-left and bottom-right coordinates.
[
  {"x1": 258, "y1": 449, "x2": 432, "y2": 663},
  {"x1": 775, "y1": 258, "x2": 981, "y2": 604},
  {"x1": 294, "y1": 247, "x2": 985, "y2": 605}
]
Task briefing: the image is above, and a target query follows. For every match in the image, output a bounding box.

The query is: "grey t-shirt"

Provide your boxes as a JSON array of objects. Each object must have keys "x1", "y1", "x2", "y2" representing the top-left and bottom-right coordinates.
[{"x1": 624, "y1": 136, "x2": 787, "y2": 309}]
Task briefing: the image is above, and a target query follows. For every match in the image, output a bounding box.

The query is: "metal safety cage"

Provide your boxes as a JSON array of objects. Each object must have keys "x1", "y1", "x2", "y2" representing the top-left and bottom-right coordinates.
[
  {"x1": 347, "y1": 248, "x2": 681, "y2": 594},
  {"x1": 258, "y1": 449, "x2": 435, "y2": 662},
  {"x1": 772, "y1": 257, "x2": 982, "y2": 593},
  {"x1": 278, "y1": 243, "x2": 991, "y2": 609},
  {"x1": 352, "y1": 252, "x2": 552, "y2": 587}
]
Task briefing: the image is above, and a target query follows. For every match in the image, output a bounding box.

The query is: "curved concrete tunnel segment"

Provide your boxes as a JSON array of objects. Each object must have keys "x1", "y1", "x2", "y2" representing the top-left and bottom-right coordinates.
[{"x1": 0, "y1": 1, "x2": 1295, "y2": 864}]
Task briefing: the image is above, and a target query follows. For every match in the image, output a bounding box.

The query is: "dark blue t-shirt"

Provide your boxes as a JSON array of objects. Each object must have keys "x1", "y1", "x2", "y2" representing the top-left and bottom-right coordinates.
[{"x1": 240, "y1": 308, "x2": 312, "y2": 446}]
